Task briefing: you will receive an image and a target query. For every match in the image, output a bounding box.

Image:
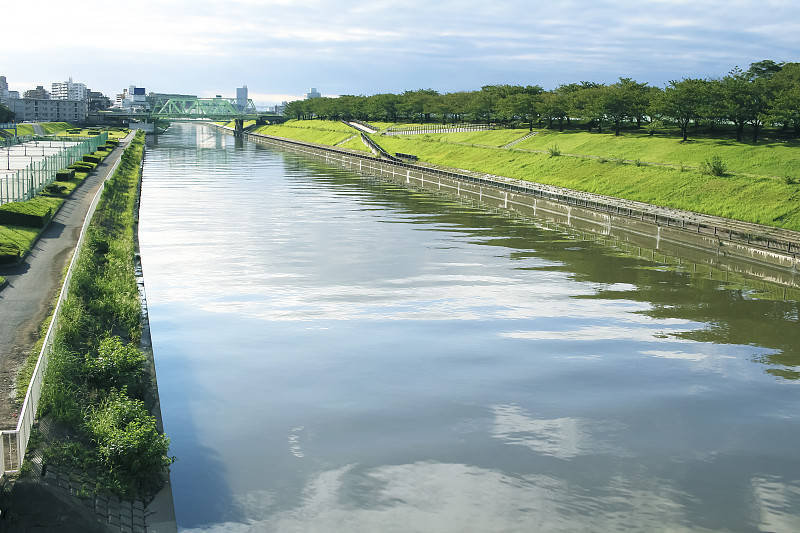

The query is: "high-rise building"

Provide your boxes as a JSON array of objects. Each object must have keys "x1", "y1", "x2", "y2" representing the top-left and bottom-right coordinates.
[
  {"x1": 304, "y1": 88, "x2": 322, "y2": 99},
  {"x1": 51, "y1": 77, "x2": 87, "y2": 101},
  {"x1": 0, "y1": 76, "x2": 21, "y2": 102},
  {"x1": 236, "y1": 85, "x2": 248, "y2": 111}
]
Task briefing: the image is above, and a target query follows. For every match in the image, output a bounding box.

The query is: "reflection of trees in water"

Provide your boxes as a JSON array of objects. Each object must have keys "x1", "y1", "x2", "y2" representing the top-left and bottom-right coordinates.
[
  {"x1": 295, "y1": 158, "x2": 800, "y2": 379},
  {"x1": 576, "y1": 267, "x2": 800, "y2": 379}
]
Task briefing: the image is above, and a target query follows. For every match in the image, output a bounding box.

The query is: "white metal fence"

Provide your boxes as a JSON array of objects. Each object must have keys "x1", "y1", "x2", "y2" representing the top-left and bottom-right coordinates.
[
  {"x1": 1, "y1": 133, "x2": 109, "y2": 205},
  {"x1": 1, "y1": 149, "x2": 124, "y2": 474}
]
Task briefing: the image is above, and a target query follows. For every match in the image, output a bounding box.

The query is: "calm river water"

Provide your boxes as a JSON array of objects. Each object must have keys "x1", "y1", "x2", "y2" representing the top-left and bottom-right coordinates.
[{"x1": 138, "y1": 123, "x2": 800, "y2": 532}]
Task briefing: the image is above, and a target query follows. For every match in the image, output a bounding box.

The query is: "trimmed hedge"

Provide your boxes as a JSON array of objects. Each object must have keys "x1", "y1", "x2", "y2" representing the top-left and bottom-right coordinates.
[
  {"x1": 56, "y1": 169, "x2": 76, "y2": 182},
  {"x1": 43, "y1": 184, "x2": 68, "y2": 196},
  {"x1": 83, "y1": 154, "x2": 102, "y2": 164},
  {"x1": 0, "y1": 199, "x2": 54, "y2": 228},
  {"x1": 0, "y1": 243, "x2": 20, "y2": 265},
  {"x1": 69, "y1": 161, "x2": 97, "y2": 171}
]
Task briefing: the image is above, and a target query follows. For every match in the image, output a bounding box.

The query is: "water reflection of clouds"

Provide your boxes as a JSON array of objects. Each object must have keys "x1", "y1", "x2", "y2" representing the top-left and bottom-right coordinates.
[
  {"x1": 150, "y1": 276, "x2": 662, "y2": 324},
  {"x1": 752, "y1": 476, "x2": 800, "y2": 532},
  {"x1": 490, "y1": 404, "x2": 624, "y2": 459},
  {"x1": 179, "y1": 462, "x2": 704, "y2": 533},
  {"x1": 500, "y1": 324, "x2": 689, "y2": 343}
]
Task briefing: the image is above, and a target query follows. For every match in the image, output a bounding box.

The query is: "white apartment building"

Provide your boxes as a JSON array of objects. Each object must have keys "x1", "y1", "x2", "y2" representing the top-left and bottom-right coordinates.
[{"x1": 51, "y1": 77, "x2": 88, "y2": 101}]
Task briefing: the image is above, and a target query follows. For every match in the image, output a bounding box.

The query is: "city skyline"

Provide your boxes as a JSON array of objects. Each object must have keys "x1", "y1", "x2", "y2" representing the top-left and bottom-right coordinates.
[{"x1": 1, "y1": 0, "x2": 797, "y2": 106}]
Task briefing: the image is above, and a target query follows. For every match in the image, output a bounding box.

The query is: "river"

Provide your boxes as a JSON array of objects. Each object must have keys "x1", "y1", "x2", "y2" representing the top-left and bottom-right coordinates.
[{"x1": 138, "y1": 123, "x2": 800, "y2": 532}]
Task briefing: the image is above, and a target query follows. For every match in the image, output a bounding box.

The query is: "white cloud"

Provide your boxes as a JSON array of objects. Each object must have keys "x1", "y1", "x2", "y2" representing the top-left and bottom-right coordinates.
[{"x1": 2, "y1": 0, "x2": 797, "y2": 100}]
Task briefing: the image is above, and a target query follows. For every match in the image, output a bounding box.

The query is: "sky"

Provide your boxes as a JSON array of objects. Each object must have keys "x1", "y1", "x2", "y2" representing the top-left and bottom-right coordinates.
[{"x1": 1, "y1": 0, "x2": 798, "y2": 107}]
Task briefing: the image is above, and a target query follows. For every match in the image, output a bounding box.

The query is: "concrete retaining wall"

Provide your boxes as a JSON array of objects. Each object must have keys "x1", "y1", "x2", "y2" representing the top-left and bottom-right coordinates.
[{"x1": 237, "y1": 128, "x2": 800, "y2": 291}]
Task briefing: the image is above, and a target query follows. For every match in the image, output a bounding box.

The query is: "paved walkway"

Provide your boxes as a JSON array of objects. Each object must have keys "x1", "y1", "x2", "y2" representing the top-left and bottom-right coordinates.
[{"x1": 0, "y1": 132, "x2": 134, "y2": 429}]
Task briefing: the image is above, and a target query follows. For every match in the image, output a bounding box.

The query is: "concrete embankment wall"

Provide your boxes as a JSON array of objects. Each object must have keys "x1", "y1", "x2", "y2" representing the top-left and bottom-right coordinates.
[{"x1": 220, "y1": 125, "x2": 800, "y2": 292}]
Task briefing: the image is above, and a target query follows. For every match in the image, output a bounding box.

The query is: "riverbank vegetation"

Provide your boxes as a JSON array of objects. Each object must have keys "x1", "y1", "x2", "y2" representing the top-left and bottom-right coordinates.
[
  {"x1": 25, "y1": 130, "x2": 173, "y2": 499},
  {"x1": 8, "y1": 133, "x2": 172, "y2": 500}
]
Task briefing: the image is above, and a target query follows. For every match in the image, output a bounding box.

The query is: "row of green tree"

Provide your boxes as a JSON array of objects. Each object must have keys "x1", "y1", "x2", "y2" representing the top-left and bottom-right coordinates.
[{"x1": 284, "y1": 60, "x2": 800, "y2": 142}]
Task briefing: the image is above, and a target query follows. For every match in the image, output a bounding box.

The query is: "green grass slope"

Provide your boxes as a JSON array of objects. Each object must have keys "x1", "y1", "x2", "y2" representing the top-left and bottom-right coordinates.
[{"x1": 255, "y1": 120, "x2": 800, "y2": 231}]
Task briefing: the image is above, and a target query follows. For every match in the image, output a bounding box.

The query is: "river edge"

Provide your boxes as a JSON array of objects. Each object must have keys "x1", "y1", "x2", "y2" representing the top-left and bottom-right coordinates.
[
  {"x1": 210, "y1": 122, "x2": 800, "y2": 293},
  {"x1": 0, "y1": 134, "x2": 177, "y2": 532}
]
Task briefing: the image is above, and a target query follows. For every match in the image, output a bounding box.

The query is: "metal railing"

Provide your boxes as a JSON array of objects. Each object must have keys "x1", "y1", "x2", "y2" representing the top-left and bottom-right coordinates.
[
  {"x1": 1, "y1": 133, "x2": 109, "y2": 205},
  {"x1": 1, "y1": 148, "x2": 124, "y2": 474},
  {"x1": 384, "y1": 123, "x2": 494, "y2": 135}
]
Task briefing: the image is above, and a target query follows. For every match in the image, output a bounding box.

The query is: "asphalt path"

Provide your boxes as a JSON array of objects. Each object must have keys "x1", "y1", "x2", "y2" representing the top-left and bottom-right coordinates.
[{"x1": 0, "y1": 132, "x2": 134, "y2": 429}]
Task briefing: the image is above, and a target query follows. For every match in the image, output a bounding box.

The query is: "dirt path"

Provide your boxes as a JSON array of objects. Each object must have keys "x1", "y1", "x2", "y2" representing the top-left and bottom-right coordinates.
[{"x1": 0, "y1": 133, "x2": 134, "y2": 429}]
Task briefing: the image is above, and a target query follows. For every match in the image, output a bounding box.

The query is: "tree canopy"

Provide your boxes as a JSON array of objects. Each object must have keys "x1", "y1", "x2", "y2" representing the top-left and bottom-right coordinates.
[{"x1": 284, "y1": 60, "x2": 800, "y2": 142}]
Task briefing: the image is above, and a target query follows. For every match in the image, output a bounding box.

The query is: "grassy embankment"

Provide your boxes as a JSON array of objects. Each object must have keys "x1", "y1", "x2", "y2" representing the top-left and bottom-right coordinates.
[
  {"x1": 253, "y1": 120, "x2": 800, "y2": 232},
  {"x1": 0, "y1": 126, "x2": 127, "y2": 285},
  {"x1": 18, "y1": 130, "x2": 173, "y2": 500},
  {"x1": 251, "y1": 121, "x2": 374, "y2": 153}
]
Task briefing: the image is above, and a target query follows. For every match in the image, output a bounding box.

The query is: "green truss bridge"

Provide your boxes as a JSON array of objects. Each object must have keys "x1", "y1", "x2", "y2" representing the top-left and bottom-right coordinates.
[{"x1": 99, "y1": 96, "x2": 285, "y2": 133}]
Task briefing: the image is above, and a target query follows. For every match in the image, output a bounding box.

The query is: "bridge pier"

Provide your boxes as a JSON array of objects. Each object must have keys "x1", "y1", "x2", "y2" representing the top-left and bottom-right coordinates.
[{"x1": 234, "y1": 119, "x2": 244, "y2": 136}]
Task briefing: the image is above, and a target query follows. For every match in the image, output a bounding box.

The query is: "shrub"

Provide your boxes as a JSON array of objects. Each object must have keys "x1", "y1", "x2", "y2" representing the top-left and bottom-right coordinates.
[
  {"x1": 87, "y1": 389, "x2": 173, "y2": 498},
  {"x1": 0, "y1": 200, "x2": 54, "y2": 227},
  {"x1": 0, "y1": 243, "x2": 20, "y2": 264},
  {"x1": 69, "y1": 161, "x2": 96, "y2": 171},
  {"x1": 84, "y1": 336, "x2": 147, "y2": 397},
  {"x1": 56, "y1": 169, "x2": 75, "y2": 182},
  {"x1": 547, "y1": 144, "x2": 561, "y2": 157},
  {"x1": 43, "y1": 184, "x2": 68, "y2": 196},
  {"x1": 83, "y1": 154, "x2": 102, "y2": 164},
  {"x1": 700, "y1": 156, "x2": 727, "y2": 176}
]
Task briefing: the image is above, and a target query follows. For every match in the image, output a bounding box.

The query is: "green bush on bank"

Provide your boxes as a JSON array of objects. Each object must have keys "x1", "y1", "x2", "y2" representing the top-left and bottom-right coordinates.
[
  {"x1": 0, "y1": 197, "x2": 62, "y2": 228},
  {"x1": 37, "y1": 131, "x2": 173, "y2": 500},
  {"x1": 56, "y1": 169, "x2": 76, "y2": 182},
  {"x1": 0, "y1": 242, "x2": 20, "y2": 264},
  {"x1": 69, "y1": 161, "x2": 97, "y2": 171},
  {"x1": 83, "y1": 154, "x2": 102, "y2": 164}
]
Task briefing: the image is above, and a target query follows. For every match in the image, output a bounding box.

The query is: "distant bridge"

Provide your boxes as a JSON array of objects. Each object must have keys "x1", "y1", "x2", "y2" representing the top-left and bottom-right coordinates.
[{"x1": 98, "y1": 96, "x2": 285, "y2": 133}]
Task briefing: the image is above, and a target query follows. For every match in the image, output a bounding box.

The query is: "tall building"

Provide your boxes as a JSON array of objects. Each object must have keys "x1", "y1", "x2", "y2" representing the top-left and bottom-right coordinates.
[
  {"x1": 304, "y1": 87, "x2": 321, "y2": 99},
  {"x1": 52, "y1": 77, "x2": 87, "y2": 101},
  {"x1": 236, "y1": 85, "x2": 248, "y2": 111},
  {"x1": 23, "y1": 86, "x2": 50, "y2": 100},
  {"x1": 0, "y1": 76, "x2": 21, "y2": 103}
]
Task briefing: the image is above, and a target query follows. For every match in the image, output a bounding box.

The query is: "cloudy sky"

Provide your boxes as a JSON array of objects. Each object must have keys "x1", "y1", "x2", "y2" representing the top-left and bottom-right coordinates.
[{"x1": 1, "y1": 0, "x2": 797, "y2": 106}]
